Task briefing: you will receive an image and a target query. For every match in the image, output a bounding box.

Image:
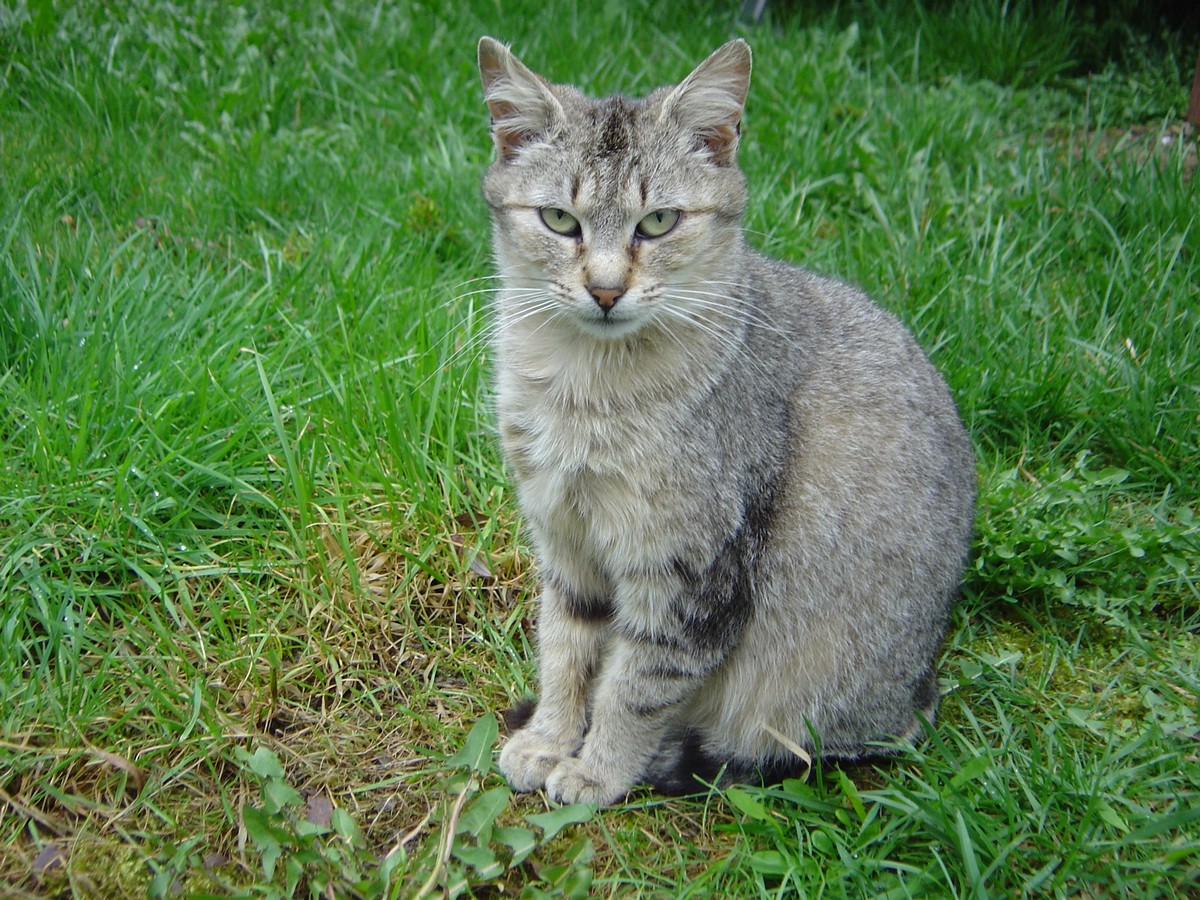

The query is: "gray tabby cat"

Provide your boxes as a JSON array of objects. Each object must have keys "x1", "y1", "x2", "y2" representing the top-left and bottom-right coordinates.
[{"x1": 476, "y1": 36, "x2": 976, "y2": 806}]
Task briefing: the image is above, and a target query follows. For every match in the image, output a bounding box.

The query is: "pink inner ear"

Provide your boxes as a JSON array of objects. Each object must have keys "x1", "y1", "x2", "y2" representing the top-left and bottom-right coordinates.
[
  {"x1": 701, "y1": 123, "x2": 740, "y2": 166},
  {"x1": 487, "y1": 100, "x2": 525, "y2": 160},
  {"x1": 488, "y1": 99, "x2": 517, "y2": 121}
]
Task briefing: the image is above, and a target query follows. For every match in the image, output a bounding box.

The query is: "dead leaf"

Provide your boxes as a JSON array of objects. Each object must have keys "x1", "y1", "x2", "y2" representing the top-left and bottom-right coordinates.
[
  {"x1": 32, "y1": 841, "x2": 67, "y2": 880},
  {"x1": 453, "y1": 509, "x2": 486, "y2": 529},
  {"x1": 449, "y1": 534, "x2": 494, "y2": 580},
  {"x1": 84, "y1": 746, "x2": 146, "y2": 795},
  {"x1": 306, "y1": 793, "x2": 334, "y2": 830},
  {"x1": 468, "y1": 555, "x2": 494, "y2": 580}
]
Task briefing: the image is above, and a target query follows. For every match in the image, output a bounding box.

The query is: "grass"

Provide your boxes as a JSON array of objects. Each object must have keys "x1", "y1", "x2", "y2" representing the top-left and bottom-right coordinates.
[{"x1": 1, "y1": 0, "x2": 1197, "y2": 896}]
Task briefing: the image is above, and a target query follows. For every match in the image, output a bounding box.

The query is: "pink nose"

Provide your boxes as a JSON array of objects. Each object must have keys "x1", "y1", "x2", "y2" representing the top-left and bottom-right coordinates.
[{"x1": 590, "y1": 287, "x2": 624, "y2": 310}]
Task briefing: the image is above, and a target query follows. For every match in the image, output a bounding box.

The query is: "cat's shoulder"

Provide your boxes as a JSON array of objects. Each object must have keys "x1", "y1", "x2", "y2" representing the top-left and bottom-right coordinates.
[{"x1": 747, "y1": 250, "x2": 900, "y2": 332}]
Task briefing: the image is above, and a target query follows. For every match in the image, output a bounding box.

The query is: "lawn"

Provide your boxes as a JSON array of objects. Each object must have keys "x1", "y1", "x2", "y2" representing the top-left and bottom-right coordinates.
[{"x1": 1, "y1": 0, "x2": 1197, "y2": 896}]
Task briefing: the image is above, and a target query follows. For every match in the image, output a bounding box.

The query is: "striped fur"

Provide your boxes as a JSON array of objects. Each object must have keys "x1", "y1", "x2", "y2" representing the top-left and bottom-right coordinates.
[{"x1": 477, "y1": 37, "x2": 976, "y2": 805}]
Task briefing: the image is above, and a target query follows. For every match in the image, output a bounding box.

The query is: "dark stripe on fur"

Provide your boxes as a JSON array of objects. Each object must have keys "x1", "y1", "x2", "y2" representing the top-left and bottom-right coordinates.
[
  {"x1": 619, "y1": 623, "x2": 684, "y2": 651},
  {"x1": 592, "y1": 99, "x2": 633, "y2": 159},
  {"x1": 557, "y1": 586, "x2": 614, "y2": 623},
  {"x1": 670, "y1": 475, "x2": 778, "y2": 654},
  {"x1": 637, "y1": 662, "x2": 703, "y2": 681},
  {"x1": 629, "y1": 695, "x2": 686, "y2": 718}
]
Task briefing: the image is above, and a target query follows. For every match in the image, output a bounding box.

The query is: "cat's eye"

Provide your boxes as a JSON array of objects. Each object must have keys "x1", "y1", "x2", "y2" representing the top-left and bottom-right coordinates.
[
  {"x1": 636, "y1": 209, "x2": 680, "y2": 239},
  {"x1": 540, "y1": 207, "x2": 581, "y2": 237}
]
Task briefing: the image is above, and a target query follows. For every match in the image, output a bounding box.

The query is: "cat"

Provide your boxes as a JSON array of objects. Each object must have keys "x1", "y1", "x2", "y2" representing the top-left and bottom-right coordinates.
[{"x1": 476, "y1": 35, "x2": 976, "y2": 806}]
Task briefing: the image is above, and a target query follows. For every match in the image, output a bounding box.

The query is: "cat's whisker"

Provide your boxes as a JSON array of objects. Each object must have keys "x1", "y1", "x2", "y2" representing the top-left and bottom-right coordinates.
[
  {"x1": 650, "y1": 301, "x2": 730, "y2": 345},
  {"x1": 503, "y1": 306, "x2": 571, "y2": 339},
  {"x1": 664, "y1": 283, "x2": 780, "y2": 325},
  {"x1": 662, "y1": 281, "x2": 769, "y2": 309},
  {"x1": 442, "y1": 271, "x2": 555, "y2": 309},
  {"x1": 660, "y1": 294, "x2": 774, "y2": 340},
  {"x1": 406, "y1": 287, "x2": 559, "y2": 393},
  {"x1": 665, "y1": 288, "x2": 800, "y2": 345},
  {"x1": 493, "y1": 292, "x2": 571, "y2": 334},
  {"x1": 449, "y1": 273, "x2": 505, "y2": 289},
  {"x1": 651, "y1": 308, "x2": 778, "y2": 384},
  {"x1": 646, "y1": 294, "x2": 799, "y2": 385}
]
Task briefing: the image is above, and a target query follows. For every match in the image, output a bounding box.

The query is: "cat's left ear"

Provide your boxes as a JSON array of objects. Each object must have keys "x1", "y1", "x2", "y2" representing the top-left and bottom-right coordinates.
[
  {"x1": 661, "y1": 40, "x2": 752, "y2": 166},
  {"x1": 478, "y1": 37, "x2": 564, "y2": 162}
]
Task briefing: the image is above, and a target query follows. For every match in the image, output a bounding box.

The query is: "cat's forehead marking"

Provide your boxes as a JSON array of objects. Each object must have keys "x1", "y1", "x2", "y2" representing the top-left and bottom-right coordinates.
[
  {"x1": 567, "y1": 100, "x2": 646, "y2": 223},
  {"x1": 570, "y1": 164, "x2": 644, "y2": 228},
  {"x1": 587, "y1": 97, "x2": 636, "y2": 159}
]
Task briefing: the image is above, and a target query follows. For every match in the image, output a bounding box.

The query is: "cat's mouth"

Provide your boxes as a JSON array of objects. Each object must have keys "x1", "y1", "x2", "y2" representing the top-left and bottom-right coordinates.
[{"x1": 573, "y1": 306, "x2": 646, "y2": 340}]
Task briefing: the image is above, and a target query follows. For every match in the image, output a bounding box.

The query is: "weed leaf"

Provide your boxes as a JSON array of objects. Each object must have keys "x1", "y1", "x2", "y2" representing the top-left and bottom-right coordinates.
[
  {"x1": 493, "y1": 825, "x2": 537, "y2": 866},
  {"x1": 453, "y1": 845, "x2": 502, "y2": 879},
  {"x1": 726, "y1": 786, "x2": 770, "y2": 821},
  {"x1": 447, "y1": 713, "x2": 499, "y2": 773},
  {"x1": 526, "y1": 804, "x2": 595, "y2": 841},
  {"x1": 457, "y1": 786, "x2": 511, "y2": 838},
  {"x1": 242, "y1": 805, "x2": 284, "y2": 879},
  {"x1": 240, "y1": 747, "x2": 287, "y2": 781},
  {"x1": 262, "y1": 778, "x2": 303, "y2": 815},
  {"x1": 331, "y1": 807, "x2": 364, "y2": 846},
  {"x1": 950, "y1": 754, "x2": 992, "y2": 788},
  {"x1": 749, "y1": 850, "x2": 790, "y2": 876}
]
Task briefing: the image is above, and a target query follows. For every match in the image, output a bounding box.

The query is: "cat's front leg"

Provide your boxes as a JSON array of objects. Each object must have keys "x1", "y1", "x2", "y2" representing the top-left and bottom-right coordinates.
[
  {"x1": 542, "y1": 563, "x2": 748, "y2": 806},
  {"x1": 542, "y1": 634, "x2": 704, "y2": 806},
  {"x1": 499, "y1": 583, "x2": 608, "y2": 792}
]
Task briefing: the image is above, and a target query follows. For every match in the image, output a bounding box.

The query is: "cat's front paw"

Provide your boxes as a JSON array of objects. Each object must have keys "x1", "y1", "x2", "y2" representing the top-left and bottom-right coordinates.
[
  {"x1": 545, "y1": 757, "x2": 628, "y2": 807},
  {"x1": 499, "y1": 729, "x2": 575, "y2": 793}
]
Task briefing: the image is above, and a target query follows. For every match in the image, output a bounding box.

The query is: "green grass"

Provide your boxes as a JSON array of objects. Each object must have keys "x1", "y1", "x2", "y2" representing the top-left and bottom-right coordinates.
[{"x1": 2, "y1": 0, "x2": 1197, "y2": 896}]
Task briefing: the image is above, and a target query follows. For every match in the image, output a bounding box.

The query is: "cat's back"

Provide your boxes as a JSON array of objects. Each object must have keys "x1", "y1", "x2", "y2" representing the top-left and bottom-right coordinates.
[
  {"x1": 740, "y1": 250, "x2": 976, "y2": 548},
  {"x1": 747, "y1": 252, "x2": 967, "y2": 437},
  {"x1": 747, "y1": 253, "x2": 937, "y2": 389}
]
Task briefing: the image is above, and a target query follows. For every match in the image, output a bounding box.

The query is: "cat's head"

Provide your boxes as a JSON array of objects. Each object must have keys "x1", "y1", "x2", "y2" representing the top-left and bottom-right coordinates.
[{"x1": 478, "y1": 37, "x2": 751, "y2": 341}]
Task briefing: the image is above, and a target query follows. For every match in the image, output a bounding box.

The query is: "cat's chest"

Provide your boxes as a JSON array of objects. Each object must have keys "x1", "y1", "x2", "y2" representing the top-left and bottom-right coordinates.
[
  {"x1": 498, "y1": 385, "x2": 702, "y2": 550},
  {"x1": 501, "y1": 389, "x2": 677, "y2": 481}
]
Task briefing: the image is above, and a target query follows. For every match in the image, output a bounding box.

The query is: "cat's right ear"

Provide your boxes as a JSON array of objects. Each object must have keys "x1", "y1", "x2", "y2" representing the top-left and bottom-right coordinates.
[
  {"x1": 477, "y1": 37, "x2": 563, "y2": 162},
  {"x1": 661, "y1": 39, "x2": 752, "y2": 166}
]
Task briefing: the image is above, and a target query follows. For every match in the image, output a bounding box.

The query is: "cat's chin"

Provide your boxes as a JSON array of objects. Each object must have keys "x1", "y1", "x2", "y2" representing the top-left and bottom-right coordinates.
[{"x1": 569, "y1": 313, "x2": 647, "y2": 341}]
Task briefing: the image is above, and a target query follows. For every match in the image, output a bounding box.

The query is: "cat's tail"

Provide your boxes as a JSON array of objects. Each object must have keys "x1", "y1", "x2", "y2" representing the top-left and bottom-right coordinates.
[
  {"x1": 502, "y1": 698, "x2": 538, "y2": 734},
  {"x1": 644, "y1": 719, "x2": 936, "y2": 795},
  {"x1": 643, "y1": 728, "x2": 814, "y2": 795}
]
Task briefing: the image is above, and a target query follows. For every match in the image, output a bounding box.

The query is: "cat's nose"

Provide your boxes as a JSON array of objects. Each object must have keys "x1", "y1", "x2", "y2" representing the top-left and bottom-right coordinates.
[{"x1": 589, "y1": 286, "x2": 624, "y2": 311}]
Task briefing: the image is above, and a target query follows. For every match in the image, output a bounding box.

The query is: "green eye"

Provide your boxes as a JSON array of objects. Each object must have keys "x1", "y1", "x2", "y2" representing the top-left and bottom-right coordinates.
[
  {"x1": 636, "y1": 209, "x2": 680, "y2": 239},
  {"x1": 540, "y1": 207, "x2": 581, "y2": 236}
]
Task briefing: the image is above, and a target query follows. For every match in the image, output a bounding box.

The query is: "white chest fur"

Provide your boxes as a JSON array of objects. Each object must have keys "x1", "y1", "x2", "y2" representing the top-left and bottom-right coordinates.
[
  {"x1": 494, "y1": 308, "x2": 740, "y2": 575},
  {"x1": 502, "y1": 383, "x2": 679, "y2": 563}
]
